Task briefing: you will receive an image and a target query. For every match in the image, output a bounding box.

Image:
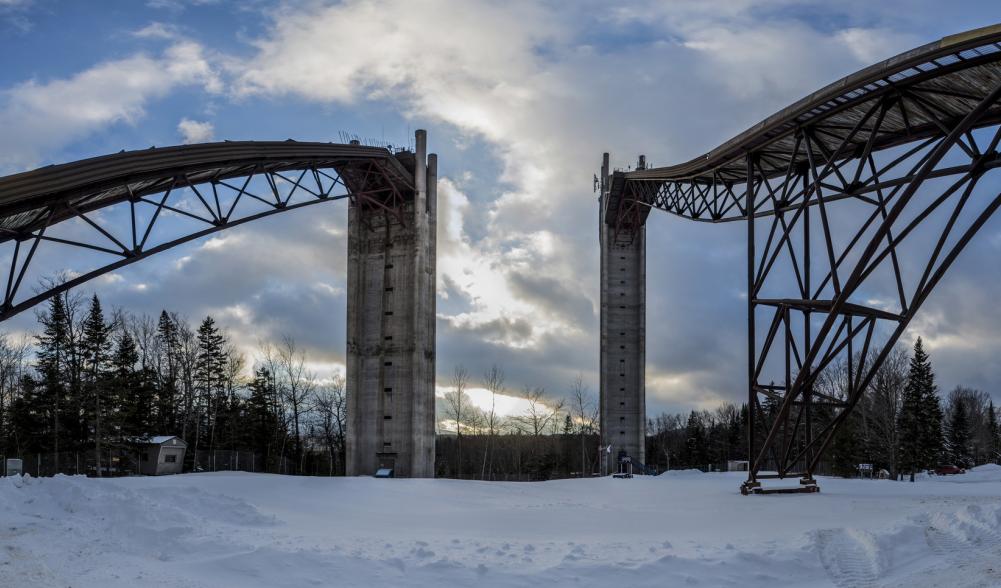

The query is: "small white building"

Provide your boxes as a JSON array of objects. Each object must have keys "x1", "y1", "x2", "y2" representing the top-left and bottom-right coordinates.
[
  {"x1": 727, "y1": 460, "x2": 750, "y2": 472},
  {"x1": 137, "y1": 436, "x2": 187, "y2": 475}
]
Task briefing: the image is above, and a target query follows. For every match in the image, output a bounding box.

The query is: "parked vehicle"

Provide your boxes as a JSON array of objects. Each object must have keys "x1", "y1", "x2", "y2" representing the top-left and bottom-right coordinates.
[{"x1": 934, "y1": 464, "x2": 966, "y2": 475}]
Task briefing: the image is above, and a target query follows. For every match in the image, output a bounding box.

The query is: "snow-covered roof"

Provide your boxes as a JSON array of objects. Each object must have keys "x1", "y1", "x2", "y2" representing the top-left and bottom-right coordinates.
[{"x1": 144, "y1": 435, "x2": 185, "y2": 445}]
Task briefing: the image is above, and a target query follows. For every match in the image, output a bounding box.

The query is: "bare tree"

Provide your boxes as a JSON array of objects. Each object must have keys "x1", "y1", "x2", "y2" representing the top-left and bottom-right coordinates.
[
  {"x1": 481, "y1": 364, "x2": 505, "y2": 480},
  {"x1": 260, "y1": 335, "x2": 316, "y2": 473},
  {"x1": 442, "y1": 365, "x2": 469, "y2": 478},
  {"x1": 570, "y1": 374, "x2": 597, "y2": 476},
  {"x1": 0, "y1": 332, "x2": 30, "y2": 456},
  {"x1": 313, "y1": 374, "x2": 347, "y2": 475},
  {"x1": 512, "y1": 386, "x2": 563, "y2": 437},
  {"x1": 865, "y1": 346, "x2": 908, "y2": 477}
]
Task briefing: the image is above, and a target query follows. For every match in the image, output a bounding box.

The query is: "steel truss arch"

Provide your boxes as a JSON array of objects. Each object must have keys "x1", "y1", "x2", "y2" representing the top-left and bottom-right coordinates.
[
  {"x1": 0, "y1": 141, "x2": 417, "y2": 322},
  {"x1": 606, "y1": 24, "x2": 1001, "y2": 492}
]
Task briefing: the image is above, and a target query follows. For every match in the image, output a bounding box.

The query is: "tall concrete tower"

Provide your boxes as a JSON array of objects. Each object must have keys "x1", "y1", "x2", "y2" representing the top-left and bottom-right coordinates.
[
  {"x1": 346, "y1": 130, "x2": 437, "y2": 478},
  {"x1": 599, "y1": 153, "x2": 647, "y2": 471}
]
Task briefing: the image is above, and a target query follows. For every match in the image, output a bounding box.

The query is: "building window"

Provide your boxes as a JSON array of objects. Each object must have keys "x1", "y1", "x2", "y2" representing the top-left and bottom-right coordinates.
[
  {"x1": 384, "y1": 361, "x2": 393, "y2": 366},
  {"x1": 384, "y1": 387, "x2": 393, "y2": 393},
  {"x1": 385, "y1": 287, "x2": 394, "y2": 292},
  {"x1": 385, "y1": 264, "x2": 394, "y2": 269},
  {"x1": 384, "y1": 415, "x2": 392, "y2": 420},
  {"x1": 384, "y1": 311, "x2": 394, "y2": 316},
  {"x1": 384, "y1": 336, "x2": 393, "y2": 341},
  {"x1": 164, "y1": 454, "x2": 177, "y2": 463}
]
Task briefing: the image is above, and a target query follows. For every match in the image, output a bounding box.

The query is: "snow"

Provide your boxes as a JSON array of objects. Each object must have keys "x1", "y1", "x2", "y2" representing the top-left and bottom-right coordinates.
[
  {"x1": 148, "y1": 436, "x2": 182, "y2": 445},
  {"x1": 1, "y1": 468, "x2": 999, "y2": 587}
]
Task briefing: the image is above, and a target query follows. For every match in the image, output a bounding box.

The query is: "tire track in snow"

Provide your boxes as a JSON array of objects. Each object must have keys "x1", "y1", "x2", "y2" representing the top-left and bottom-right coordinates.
[
  {"x1": 922, "y1": 507, "x2": 1001, "y2": 561},
  {"x1": 890, "y1": 508, "x2": 1001, "y2": 588},
  {"x1": 815, "y1": 528, "x2": 881, "y2": 588}
]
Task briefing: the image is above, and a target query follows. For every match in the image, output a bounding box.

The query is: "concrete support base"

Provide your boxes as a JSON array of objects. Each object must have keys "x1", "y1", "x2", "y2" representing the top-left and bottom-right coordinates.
[{"x1": 346, "y1": 131, "x2": 437, "y2": 478}]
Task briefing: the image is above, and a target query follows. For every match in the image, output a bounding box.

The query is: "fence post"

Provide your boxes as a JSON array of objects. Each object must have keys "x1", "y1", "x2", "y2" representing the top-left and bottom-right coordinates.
[{"x1": 36, "y1": 454, "x2": 40, "y2": 477}]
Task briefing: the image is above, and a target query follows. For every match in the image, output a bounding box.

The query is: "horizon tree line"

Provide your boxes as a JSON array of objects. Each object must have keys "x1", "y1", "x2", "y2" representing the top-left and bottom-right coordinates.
[{"x1": 0, "y1": 289, "x2": 998, "y2": 480}]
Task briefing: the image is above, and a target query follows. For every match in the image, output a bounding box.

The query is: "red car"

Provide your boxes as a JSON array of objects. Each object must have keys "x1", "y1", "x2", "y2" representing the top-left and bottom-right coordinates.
[{"x1": 934, "y1": 464, "x2": 966, "y2": 475}]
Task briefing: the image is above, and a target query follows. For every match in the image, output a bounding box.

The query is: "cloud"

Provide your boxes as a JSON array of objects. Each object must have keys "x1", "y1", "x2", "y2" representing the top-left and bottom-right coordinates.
[
  {"x1": 177, "y1": 117, "x2": 214, "y2": 143},
  {"x1": 133, "y1": 22, "x2": 180, "y2": 40},
  {"x1": 0, "y1": 40, "x2": 221, "y2": 171},
  {"x1": 228, "y1": 0, "x2": 914, "y2": 409},
  {"x1": 6, "y1": 0, "x2": 1000, "y2": 416}
]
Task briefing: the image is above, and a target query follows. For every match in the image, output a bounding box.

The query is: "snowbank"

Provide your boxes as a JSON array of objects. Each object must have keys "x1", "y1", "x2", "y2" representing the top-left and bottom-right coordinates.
[
  {"x1": 0, "y1": 471, "x2": 999, "y2": 587},
  {"x1": 656, "y1": 468, "x2": 704, "y2": 477}
]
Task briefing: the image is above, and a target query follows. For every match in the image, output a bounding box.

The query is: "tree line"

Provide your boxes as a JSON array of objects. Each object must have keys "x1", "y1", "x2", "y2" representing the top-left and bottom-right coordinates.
[
  {"x1": 645, "y1": 338, "x2": 1000, "y2": 479},
  {"x1": 0, "y1": 291, "x2": 347, "y2": 476},
  {"x1": 1, "y1": 289, "x2": 997, "y2": 481}
]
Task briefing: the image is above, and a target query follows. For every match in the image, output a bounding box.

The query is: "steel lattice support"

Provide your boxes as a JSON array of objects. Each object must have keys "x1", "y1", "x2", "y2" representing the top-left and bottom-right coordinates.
[
  {"x1": 740, "y1": 84, "x2": 1001, "y2": 491},
  {"x1": 0, "y1": 165, "x2": 346, "y2": 321},
  {"x1": 0, "y1": 142, "x2": 417, "y2": 325},
  {"x1": 606, "y1": 25, "x2": 1001, "y2": 493}
]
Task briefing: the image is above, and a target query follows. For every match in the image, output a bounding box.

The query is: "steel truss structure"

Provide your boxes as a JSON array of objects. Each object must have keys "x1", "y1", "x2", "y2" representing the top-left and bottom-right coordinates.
[
  {"x1": 0, "y1": 141, "x2": 416, "y2": 323},
  {"x1": 607, "y1": 24, "x2": 1001, "y2": 493}
]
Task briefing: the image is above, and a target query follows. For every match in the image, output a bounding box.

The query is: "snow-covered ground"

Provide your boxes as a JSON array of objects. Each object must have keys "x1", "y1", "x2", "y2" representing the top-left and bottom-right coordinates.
[{"x1": 1, "y1": 467, "x2": 1000, "y2": 587}]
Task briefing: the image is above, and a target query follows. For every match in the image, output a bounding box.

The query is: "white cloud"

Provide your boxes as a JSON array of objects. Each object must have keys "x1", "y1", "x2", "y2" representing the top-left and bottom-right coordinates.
[
  {"x1": 223, "y1": 0, "x2": 939, "y2": 408},
  {"x1": 0, "y1": 40, "x2": 221, "y2": 171},
  {"x1": 177, "y1": 117, "x2": 214, "y2": 143},
  {"x1": 133, "y1": 22, "x2": 180, "y2": 40}
]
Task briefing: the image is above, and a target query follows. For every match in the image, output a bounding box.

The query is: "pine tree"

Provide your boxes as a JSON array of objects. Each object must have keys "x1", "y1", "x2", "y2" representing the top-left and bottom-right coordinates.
[
  {"x1": 831, "y1": 409, "x2": 863, "y2": 478},
  {"x1": 986, "y1": 401, "x2": 999, "y2": 465},
  {"x1": 897, "y1": 338, "x2": 943, "y2": 481},
  {"x1": 156, "y1": 311, "x2": 179, "y2": 432},
  {"x1": 35, "y1": 295, "x2": 70, "y2": 465},
  {"x1": 917, "y1": 346, "x2": 944, "y2": 470},
  {"x1": 80, "y1": 295, "x2": 111, "y2": 476},
  {"x1": 194, "y1": 317, "x2": 227, "y2": 462},
  {"x1": 111, "y1": 331, "x2": 148, "y2": 438},
  {"x1": 947, "y1": 397, "x2": 971, "y2": 467},
  {"x1": 246, "y1": 367, "x2": 279, "y2": 463},
  {"x1": 685, "y1": 411, "x2": 706, "y2": 469}
]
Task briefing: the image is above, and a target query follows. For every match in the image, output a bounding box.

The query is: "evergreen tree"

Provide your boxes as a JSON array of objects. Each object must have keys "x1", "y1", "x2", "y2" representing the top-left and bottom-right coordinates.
[
  {"x1": 80, "y1": 295, "x2": 111, "y2": 476},
  {"x1": 988, "y1": 401, "x2": 1000, "y2": 464},
  {"x1": 10, "y1": 375, "x2": 46, "y2": 454},
  {"x1": 111, "y1": 331, "x2": 149, "y2": 438},
  {"x1": 35, "y1": 295, "x2": 70, "y2": 465},
  {"x1": 947, "y1": 396, "x2": 971, "y2": 467},
  {"x1": 246, "y1": 367, "x2": 279, "y2": 462},
  {"x1": 918, "y1": 349, "x2": 944, "y2": 470},
  {"x1": 685, "y1": 411, "x2": 706, "y2": 469},
  {"x1": 897, "y1": 338, "x2": 942, "y2": 481},
  {"x1": 156, "y1": 311, "x2": 179, "y2": 432},
  {"x1": 194, "y1": 316, "x2": 227, "y2": 459},
  {"x1": 831, "y1": 409, "x2": 863, "y2": 477}
]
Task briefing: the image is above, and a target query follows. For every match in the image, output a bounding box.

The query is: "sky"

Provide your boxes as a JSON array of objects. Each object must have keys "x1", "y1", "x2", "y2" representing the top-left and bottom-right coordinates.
[{"x1": 1, "y1": 0, "x2": 1001, "y2": 418}]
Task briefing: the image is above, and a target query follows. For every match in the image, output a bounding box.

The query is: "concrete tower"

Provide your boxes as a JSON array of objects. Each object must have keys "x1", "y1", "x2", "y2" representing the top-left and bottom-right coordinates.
[
  {"x1": 599, "y1": 153, "x2": 647, "y2": 471},
  {"x1": 346, "y1": 130, "x2": 437, "y2": 478}
]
